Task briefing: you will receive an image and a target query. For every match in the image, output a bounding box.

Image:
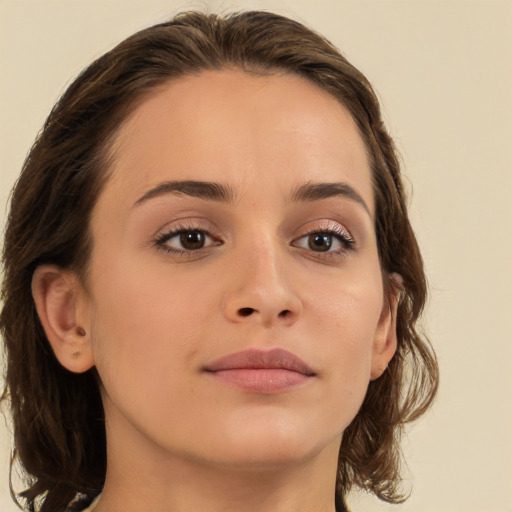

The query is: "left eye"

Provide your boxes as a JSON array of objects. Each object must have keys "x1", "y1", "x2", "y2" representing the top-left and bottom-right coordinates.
[
  {"x1": 157, "y1": 229, "x2": 216, "y2": 252},
  {"x1": 293, "y1": 231, "x2": 353, "y2": 253}
]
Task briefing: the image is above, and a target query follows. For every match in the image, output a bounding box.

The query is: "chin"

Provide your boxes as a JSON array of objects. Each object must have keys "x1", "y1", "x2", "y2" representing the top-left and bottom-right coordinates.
[{"x1": 192, "y1": 418, "x2": 342, "y2": 471}]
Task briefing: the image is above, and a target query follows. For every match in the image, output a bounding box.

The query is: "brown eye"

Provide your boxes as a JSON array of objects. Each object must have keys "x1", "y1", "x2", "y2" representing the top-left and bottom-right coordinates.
[
  {"x1": 179, "y1": 230, "x2": 206, "y2": 250},
  {"x1": 308, "y1": 233, "x2": 332, "y2": 252},
  {"x1": 292, "y1": 227, "x2": 355, "y2": 256},
  {"x1": 157, "y1": 228, "x2": 217, "y2": 253}
]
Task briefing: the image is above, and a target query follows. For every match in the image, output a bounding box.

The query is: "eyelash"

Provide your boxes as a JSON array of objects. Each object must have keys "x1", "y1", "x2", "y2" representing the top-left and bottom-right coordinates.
[
  {"x1": 153, "y1": 222, "x2": 355, "y2": 259},
  {"x1": 153, "y1": 223, "x2": 220, "y2": 257},
  {"x1": 292, "y1": 224, "x2": 355, "y2": 258}
]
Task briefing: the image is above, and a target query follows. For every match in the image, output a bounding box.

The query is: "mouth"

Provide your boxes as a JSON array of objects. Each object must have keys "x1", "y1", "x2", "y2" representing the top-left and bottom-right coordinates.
[{"x1": 202, "y1": 348, "x2": 316, "y2": 394}]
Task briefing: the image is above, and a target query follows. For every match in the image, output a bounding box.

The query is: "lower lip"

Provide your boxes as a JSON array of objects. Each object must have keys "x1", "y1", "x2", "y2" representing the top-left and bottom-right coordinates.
[{"x1": 207, "y1": 369, "x2": 311, "y2": 393}]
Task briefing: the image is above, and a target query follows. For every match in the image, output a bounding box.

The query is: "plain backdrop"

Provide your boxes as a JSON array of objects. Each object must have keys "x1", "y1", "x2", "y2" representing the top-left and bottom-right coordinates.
[{"x1": 1, "y1": 1, "x2": 511, "y2": 511}]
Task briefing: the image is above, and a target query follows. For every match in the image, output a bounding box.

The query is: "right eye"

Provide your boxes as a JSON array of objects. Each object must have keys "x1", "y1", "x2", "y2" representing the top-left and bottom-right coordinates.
[{"x1": 155, "y1": 228, "x2": 219, "y2": 254}]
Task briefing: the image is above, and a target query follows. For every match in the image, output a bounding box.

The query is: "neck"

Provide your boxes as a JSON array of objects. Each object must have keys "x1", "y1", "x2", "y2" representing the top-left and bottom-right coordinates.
[
  {"x1": 98, "y1": 459, "x2": 338, "y2": 512},
  {"x1": 94, "y1": 407, "x2": 340, "y2": 512}
]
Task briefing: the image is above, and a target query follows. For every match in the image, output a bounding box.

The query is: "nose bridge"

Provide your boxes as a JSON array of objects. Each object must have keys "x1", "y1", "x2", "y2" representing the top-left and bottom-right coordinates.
[
  {"x1": 247, "y1": 233, "x2": 284, "y2": 292},
  {"x1": 223, "y1": 230, "x2": 301, "y2": 325}
]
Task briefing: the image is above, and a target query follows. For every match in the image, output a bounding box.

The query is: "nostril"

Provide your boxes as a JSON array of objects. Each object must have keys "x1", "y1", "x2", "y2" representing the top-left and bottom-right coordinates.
[
  {"x1": 278, "y1": 309, "x2": 291, "y2": 318},
  {"x1": 238, "y1": 307, "x2": 255, "y2": 317}
]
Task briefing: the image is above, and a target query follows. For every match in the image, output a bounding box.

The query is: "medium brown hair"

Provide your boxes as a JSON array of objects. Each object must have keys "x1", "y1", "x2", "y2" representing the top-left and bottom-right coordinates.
[{"x1": 1, "y1": 11, "x2": 438, "y2": 512}]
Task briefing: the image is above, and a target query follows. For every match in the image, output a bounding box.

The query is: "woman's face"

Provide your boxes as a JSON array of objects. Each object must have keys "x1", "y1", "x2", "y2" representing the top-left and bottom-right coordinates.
[{"x1": 82, "y1": 70, "x2": 396, "y2": 470}]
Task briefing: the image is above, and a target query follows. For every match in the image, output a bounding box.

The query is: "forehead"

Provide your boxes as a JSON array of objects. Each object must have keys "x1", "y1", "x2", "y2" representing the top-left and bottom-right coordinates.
[{"x1": 102, "y1": 69, "x2": 373, "y2": 214}]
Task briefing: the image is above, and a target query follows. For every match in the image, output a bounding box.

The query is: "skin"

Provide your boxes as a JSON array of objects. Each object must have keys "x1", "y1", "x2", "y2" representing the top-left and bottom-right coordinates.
[{"x1": 33, "y1": 70, "x2": 397, "y2": 512}]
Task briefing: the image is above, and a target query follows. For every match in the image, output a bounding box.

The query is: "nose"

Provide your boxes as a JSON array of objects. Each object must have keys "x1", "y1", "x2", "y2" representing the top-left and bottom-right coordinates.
[{"x1": 222, "y1": 238, "x2": 303, "y2": 327}]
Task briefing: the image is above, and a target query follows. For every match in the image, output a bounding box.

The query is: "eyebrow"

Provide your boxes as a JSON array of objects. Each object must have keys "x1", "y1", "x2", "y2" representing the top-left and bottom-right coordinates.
[
  {"x1": 290, "y1": 182, "x2": 371, "y2": 216},
  {"x1": 133, "y1": 180, "x2": 235, "y2": 206},
  {"x1": 133, "y1": 179, "x2": 370, "y2": 215}
]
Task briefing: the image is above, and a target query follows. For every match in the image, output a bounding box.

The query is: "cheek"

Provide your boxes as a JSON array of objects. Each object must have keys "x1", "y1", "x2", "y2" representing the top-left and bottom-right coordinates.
[
  {"x1": 87, "y1": 253, "x2": 217, "y2": 397},
  {"x1": 306, "y1": 266, "x2": 383, "y2": 347},
  {"x1": 304, "y1": 272, "x2": 383, "y2": 408}
]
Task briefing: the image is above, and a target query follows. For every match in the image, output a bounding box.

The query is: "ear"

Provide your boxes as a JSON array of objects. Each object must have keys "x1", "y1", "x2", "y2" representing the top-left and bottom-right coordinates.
[
  {"x1": 370, "y1": 273, "x2": 402, "y2": 381},
  {"x1": 32, "y1": 265, "x2": 94, "y2": 373}
]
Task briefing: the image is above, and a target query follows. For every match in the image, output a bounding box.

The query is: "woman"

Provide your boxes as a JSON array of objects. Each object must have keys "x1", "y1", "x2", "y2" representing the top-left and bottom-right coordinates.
[{"x1": 1, "y1": 10, "x2": 438, "y2": 512}]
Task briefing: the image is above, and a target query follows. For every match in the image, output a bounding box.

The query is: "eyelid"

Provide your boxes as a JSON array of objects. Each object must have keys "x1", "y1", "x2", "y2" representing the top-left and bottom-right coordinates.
[
  {"x1": 153, "y1": 221, "x2": 223, "y2": 256},
  {"x1": 158, "y1": 230, "x2": 216, "y2": 250},
  {"x1": 290, "y1": 220, "x2": 356, "y2": 255},
  {"x1": 294, "y1": 219, "x2": 354, "y2": 240}
]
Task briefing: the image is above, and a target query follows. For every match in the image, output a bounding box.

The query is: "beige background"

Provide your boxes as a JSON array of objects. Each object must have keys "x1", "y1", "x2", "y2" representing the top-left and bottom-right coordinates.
[{"x1": 1, "y1": 0, "x2": 511, "y2": 510}]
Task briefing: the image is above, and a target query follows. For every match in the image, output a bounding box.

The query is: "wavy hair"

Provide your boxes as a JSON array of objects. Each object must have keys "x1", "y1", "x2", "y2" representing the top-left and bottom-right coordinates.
[{"x1": 1, "y1": 10, "x2": 438, "y2": 512}]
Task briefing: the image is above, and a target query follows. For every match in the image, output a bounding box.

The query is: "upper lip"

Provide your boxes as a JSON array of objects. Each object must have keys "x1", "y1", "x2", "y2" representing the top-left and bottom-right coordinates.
[{"x1": 203, "y1": 348, "x2": 316, "y2": 376}]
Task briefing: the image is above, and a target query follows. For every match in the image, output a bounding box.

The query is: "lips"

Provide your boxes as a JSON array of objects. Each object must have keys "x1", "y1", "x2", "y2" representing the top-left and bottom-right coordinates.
[{"x1": 203, "y1": 348, "x2": 316, "y2": 393}]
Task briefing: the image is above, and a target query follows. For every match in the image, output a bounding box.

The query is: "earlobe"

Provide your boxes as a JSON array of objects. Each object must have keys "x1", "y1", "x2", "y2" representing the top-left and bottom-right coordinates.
[
  {"x1": 370, "y1": 273, "x2": 402, "y2": 381},
  {"x1": 32, "y1": 265, "x2": 94, "y2": 373}
]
